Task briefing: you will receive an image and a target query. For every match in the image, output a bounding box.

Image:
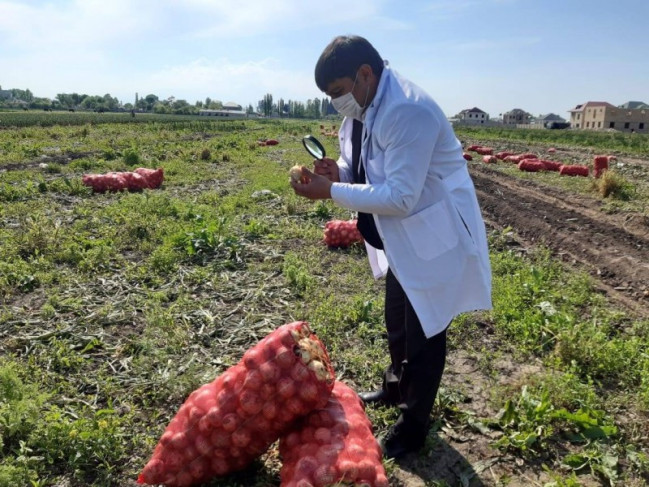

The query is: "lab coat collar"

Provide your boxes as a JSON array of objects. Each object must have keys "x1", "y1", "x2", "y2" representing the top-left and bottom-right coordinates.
[{"x1": 362, "y1": 60, "x2": 391, "y2": 128}]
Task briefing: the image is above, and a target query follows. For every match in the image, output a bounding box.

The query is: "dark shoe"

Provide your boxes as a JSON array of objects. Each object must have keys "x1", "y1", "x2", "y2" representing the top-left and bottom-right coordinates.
[
  {"x1": 359, "y1": 389, "x2": 392, "y2": 405},
  {"x1": 379, "y1": 417, "x2": 427, "y2": 459}
]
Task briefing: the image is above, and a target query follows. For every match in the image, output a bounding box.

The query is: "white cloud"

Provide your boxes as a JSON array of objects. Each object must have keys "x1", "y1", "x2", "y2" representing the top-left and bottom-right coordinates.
[
  {"x1": 175, "y1": 0, "x2": 387, "y2": 38},
  {"x1": 0, "y1": 0, "x2": 149, "y2": 49},
  {"x1": 146, "y1": 57, "x2": 322, "y2": 106}
]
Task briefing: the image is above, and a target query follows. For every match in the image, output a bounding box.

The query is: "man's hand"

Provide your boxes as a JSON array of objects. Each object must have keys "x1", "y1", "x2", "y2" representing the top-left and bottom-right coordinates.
[
  {"x1": 291, "y1": 167, "x2": 333, "y2": 200},
  {"x1": 313, "y1": 157, "x2": 340, "y2": 182}
]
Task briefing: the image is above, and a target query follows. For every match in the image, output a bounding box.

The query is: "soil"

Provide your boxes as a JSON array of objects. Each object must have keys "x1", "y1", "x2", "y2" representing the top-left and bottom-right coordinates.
[
  {"x1": 472, "y1": 162, "x2": 649, "y2": 317},
  {"x1": 390, "y1": 145, "x2": 649, "y2": 486}
]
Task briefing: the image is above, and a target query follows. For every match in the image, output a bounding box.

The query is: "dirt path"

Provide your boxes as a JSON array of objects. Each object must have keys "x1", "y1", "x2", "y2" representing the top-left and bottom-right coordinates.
[{"x1": 471, "y1": 163, "x2": 649, "y2": 317}]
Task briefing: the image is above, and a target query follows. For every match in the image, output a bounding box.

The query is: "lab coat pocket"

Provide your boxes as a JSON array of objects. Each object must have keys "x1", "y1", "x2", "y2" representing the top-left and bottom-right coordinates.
[{"x1": 401, "y1": 200, "x2": 459, "y2": 261}]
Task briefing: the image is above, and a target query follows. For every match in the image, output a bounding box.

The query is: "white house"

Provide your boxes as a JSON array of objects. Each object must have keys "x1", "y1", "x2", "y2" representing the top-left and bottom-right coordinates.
[
  {"x1": 198, "y1": 109, "x2": 247, "y2": 119},
  {"x1": 454, "y1": 107, "x2": 489, "y2": 125}
]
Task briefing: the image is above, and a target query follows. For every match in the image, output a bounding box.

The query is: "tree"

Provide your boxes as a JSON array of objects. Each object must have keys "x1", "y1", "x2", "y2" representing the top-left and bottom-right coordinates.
[
  {"x1": 144, "y1": 94, "x2": 158, "y2": 111},
  {"x1": 172, "y1": 99, "x2": 193, "y2": 114},
  {"x1": 306, "y1": 98, "x2": 321, "y2": 119},
  {"x1": 30, "y1": 97, "x2": 52, "y2": 110},
  {"x1": 103, "y1": 93, "x2": 119, "y2": 111},
  {"x1": 259, "y1": 93, "x2": 273, "y2": 117},
  {"x1": 10, "y1": 88, "x2": 33, "y2": 103},
  {"x1": 277, "y1": 97, "x2": 285, "y2": 117},
  {"x1": 55, "y1": 93, "x2": 88, "y2": 109},
  {"x1": 289, "y1": 100, "x2": 305, "y2": 118}
]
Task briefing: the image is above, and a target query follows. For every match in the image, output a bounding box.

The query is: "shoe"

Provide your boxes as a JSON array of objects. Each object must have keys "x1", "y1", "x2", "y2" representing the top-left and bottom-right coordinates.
[
  {"x1": 358, "y1": 390, "x2": 391, "y2": 405},
  {"x1": 378, "y1": 417, "x2": 427, "y2": 459}
]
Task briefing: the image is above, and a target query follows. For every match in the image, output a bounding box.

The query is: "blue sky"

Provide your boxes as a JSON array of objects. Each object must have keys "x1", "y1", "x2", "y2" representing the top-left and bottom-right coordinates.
[{"x1": 1, "y1": 0, "x2": 647, "y2": 118}]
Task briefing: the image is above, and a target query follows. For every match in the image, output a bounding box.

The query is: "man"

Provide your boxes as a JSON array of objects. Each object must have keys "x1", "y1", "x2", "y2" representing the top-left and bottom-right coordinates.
[{"x1": 291, "y1": 35, "x2": 492, "y2": 459}]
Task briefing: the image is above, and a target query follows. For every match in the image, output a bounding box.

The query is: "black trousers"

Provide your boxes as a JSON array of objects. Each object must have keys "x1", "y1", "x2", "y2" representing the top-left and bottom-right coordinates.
[{"x1": 382, "y1": 268, "x2": 448, "y2": 427}]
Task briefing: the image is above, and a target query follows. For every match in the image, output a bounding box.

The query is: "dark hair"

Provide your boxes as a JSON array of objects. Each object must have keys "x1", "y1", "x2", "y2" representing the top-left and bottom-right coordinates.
[{"x1": 315, "y1": 35, "x2": 384, "y2": 92}]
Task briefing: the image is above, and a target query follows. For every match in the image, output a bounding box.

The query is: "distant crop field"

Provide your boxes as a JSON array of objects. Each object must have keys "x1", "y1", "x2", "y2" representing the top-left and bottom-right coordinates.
[
  {"x1": 0, "y1": 110, "x2": 256, "y2": 128},
  {"x1": 455, "y1": 125, "x2": 649, "y2": 156},
  {"x1": 1, "y1": 119, "x2": 648, "y2": 486}
]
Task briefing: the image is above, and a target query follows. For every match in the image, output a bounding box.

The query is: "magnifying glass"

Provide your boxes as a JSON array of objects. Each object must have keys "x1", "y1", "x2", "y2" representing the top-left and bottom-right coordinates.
[{"x1": 302, "y1": 135, "x2": 326, "y2": 160}]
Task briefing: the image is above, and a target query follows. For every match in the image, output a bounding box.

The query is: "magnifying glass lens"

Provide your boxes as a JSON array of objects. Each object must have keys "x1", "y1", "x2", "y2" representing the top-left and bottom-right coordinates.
[{"x1": 302, "y1": 135, "x2": 326, "y2": 159}]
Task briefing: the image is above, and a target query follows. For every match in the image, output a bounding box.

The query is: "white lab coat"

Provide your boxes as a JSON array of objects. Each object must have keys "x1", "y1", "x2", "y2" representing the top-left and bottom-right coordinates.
[{"x1": 330, "y1": 64, "x2": 492, "y2": 337}]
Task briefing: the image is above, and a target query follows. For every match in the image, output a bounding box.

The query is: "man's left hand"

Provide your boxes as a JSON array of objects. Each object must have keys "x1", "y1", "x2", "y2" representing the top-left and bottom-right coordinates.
[{"x1": 290, "y1": 167, "x2": 333, "y2": 200}]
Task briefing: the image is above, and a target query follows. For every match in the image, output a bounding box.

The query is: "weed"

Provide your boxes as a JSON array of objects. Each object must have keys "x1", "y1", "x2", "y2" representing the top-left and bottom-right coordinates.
[
  {"x1": 494, "y1": 385, "x2": 616, "y2": 457},
  {"x1": 123, "y1": 146, "x2": 140, "y2": 165},
  {"x1": 592, "y1": 170, "x2": 634, "y2": 199},
  {"x1": 172, "y1": 216, "x2": 243, "y2": 267},
  {"x1": 282, "y1": 251, "x2": 314, "y2": 295}
]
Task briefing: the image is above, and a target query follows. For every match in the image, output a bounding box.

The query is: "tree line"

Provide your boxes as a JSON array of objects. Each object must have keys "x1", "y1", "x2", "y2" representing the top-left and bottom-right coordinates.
[{"x1": 0, "y1": 86, "x2": 337, "y2": 119}]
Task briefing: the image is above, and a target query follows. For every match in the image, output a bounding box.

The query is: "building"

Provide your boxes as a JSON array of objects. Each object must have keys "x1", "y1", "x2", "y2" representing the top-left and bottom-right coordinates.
[
  {"x1": 222, "y1": 101, "x2": 243, "y2": 111},
  {"x1": 454, "y1": 107, "x2": 489, "y2": 125},
  {"x1": 503, "y1": 108, "x2": 532, "y2": 125},
  {"x1": 198, "y1": 109, "x2": 247, "y2": 119},
  {"x1": 619, "y1": 101, "x2": 649, "y2": 110},
  {"x1": 569, "y1": 101, "x2": 649, "y2": 133},
  {"x1": 536, "y1": 113, "x2": 566, "y2": 125}
]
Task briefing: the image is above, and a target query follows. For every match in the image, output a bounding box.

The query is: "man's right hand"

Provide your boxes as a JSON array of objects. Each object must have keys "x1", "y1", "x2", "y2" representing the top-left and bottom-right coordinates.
[{"x1": 313, "y1": 157, "x2": 340, "y2": 182}]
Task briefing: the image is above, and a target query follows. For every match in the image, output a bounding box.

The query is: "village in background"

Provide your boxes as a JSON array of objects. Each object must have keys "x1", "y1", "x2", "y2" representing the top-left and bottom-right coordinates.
[{"x1": 1, "y1": 85, "x2": 647, "y2": 134}]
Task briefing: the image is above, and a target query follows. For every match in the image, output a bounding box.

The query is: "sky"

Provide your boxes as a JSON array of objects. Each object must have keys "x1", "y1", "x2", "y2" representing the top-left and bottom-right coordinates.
[{"x1": 1, "y1": 0, "x2": 648, "y2": 118}]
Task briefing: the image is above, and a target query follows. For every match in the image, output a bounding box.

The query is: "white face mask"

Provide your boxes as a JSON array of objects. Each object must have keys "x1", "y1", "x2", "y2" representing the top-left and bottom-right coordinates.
[{"x1": 331, "y1": 71, "x2": 369, "y2": 120}]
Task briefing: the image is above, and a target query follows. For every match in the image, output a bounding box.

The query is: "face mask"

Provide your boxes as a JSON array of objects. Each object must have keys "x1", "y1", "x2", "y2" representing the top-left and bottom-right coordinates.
[{"x1": 331, "y1": 71, "x2": 369, "y2": 120}]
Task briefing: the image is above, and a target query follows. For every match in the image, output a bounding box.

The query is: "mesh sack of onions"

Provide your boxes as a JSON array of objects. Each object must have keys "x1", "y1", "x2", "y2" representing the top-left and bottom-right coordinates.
[
  {"x1": 324, "y1": 220, "x2": 364, "y2": 248},
  {"x1": 138, "y1": 321, "x2": 335, "y2": 487},
  {"x1": 82, "y1": 167, "x2": 164, "y2": 192},
  {"x1": 279, "y1": 381, "x2": 389, "y2": 487}
]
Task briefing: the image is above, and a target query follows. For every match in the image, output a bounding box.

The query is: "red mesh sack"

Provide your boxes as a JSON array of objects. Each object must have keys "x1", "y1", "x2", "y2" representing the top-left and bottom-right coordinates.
[
  {"x1": 81, "y1": 174, "x2": 106, "y2": 192},
  {"x1": 324, "y1": 220, "x2": 364, "y2": 249},
  {"x1": 122, "y1": 172, "x2": 148, "y2": 191},
  {"x1": 466, "y1": 144, "x2": 481, "y2": 151},
  {"x1": 518, "y1": 159, "x2": 546, "y2": 172},
  {"x1": 495, "y1": 151, "x2": 514, "y2": 160},
  {"x1": 593, "y1": 156, "x2": 609, "y2": 178},
  {"x1": 134, "y1": 167, "x2": 165, "y2": 189},
  {"x1": 138, "y1": 321, "x2": 335, "y2": 487},
  {"x1": 279, "y1": 381, "x2": 388, "y2": 487},
  {"x1": 82, "y1": 168, "x2": 164, "y2": 192},
  {"x1": 539, "y1": 160, "x2": 562, "y2": 172},
  {"x1": 462, "y1": 152, "x2": 473, "y2": 161},
  {"x1": 482, "y1": 155, "x2": 497, "y2": 164},
  {"x1": 504, "y1": 155, "x2": 524, "y2": 164},
  {"x1": 474, "y1": 147, "x2": 494, "y2": 155},
  {"x1": 559, "y1": 165, "x2": 589, "y2": 177}
]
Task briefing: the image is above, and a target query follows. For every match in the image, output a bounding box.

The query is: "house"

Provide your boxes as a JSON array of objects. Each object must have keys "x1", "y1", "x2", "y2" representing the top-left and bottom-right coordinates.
[
  {"x1": 619, "y1": 101, "x2": 649, "y2": 110},
  {"x1": 455, "y1": 107, "x2": 489, "y2": 125},
  {"x1": 222, "y1": 101, "x2": 243, "y2": 111},
  {"x1": 536, "y1": 113, "x2": 566, "y2": 124},
  {"x1": 198, "y1": 109, "x2": 247, "y2": 119},
  {"x1": 503, "y1": 108, "x2": 532, "y2": 125},
  {"x1": 569, "y1": 101, "x2": 649, "y2": 133}
]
